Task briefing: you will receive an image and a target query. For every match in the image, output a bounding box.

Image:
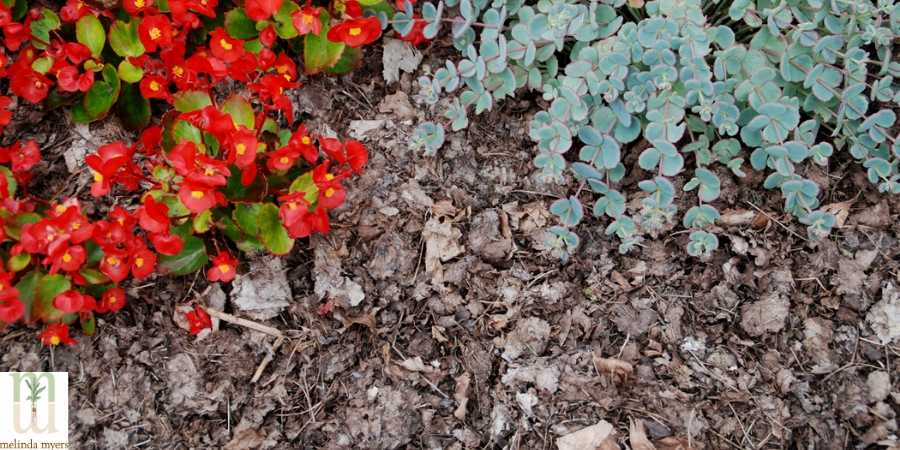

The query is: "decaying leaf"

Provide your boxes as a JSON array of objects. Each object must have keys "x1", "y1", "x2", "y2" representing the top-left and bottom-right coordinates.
[
  {"x1": 593, "y1": 353, "x2": 634, "y2": 382},
  {"x1": 629, "y1": 419, "x2": 656, "y2": 450},
  {"x1": 556, "y1": 420, "x2": 617, "y2": 450}
]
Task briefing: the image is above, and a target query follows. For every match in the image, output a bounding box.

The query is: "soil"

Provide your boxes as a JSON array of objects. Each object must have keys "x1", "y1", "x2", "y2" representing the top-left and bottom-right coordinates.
[{"x1": 1, "y1": 45, "x2": 899, "y2": 450}]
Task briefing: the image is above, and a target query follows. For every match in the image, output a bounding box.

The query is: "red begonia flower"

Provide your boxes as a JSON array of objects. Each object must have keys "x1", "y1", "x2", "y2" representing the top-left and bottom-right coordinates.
[
  {"x1": 291, "y1": 6, "x2": 322, "y2": 36},
  {"x1": 184, "y1": 305, "x2": 212, "y2": 334},
  {"x1": 139, "y1": 195, "x2": 170, "y2": 235},
  {"x1": 209, "y1": 27, "x2": 245, "y2": 63},
  {"x1": 245, "y1": 0, "x2": 282, "y2": 21},
  {"x1": 98, "y1": 287, "x2": 126, "y2": 313},
  {"x1": 40, "y1": 323, "x2": 76, "y2": 346},
  {"x1": 207, "y1": 251, "x2": 237, "y2": 283},
  {"x1": 138, "y1": 14, "x2": 174, "y2": 53},
  {"x1": 327, "y1": 17, "x2": 381, "y2": 48}
]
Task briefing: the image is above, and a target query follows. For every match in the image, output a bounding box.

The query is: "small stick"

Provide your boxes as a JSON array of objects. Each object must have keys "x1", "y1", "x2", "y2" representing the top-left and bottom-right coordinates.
[
  {"x1": 251, "y1": 336, "x2": 285, "y2": 384},
  {"x1": 203, "y1": 307, "x2": 284, "y2": 338}
]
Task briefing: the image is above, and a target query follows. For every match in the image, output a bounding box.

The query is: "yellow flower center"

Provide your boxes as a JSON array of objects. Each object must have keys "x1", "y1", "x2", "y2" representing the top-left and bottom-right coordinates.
[
  {"x1": 279, "y1": 156, "x2": 289, "y2": 164},
  {"x1": 325, "y1": 187, "x2": 335, "y2": 198},
  {"x1": 191, "y1": 191, "x2": 205, "y2": 199},
  {"x1": 236, "y1": 143, "x2": 246, "y2": 155},
  {"x1": 277, "y1": 65, "x2": 288, "y2": 74},
  {"x1": 301, "y1": 136, "x2": 311, "y2": 145},
  {"x1": 288, "y1": 202, "x2": 298, "y2": 210},
  {"x1": 134, "y1": 0, "x2": 144, "y2": 7},
  {"x1": 303, "y1": 14, "x2": 313, "y2": 24},
  {"x1": 55, "y1": 205, "x2": 67, "y2": 214},
  {"x1": 172, "y1": 65, "x2": 185, "y2": 77},
  {"x1": 325, "y1": 173, "x2": 334, "y2": 181},
  {"x1": 283, "y1": 74, "x2": 292, "y2": 81},
  {"x1": 108, "y1": 295, "x2": 117, "y2": 304},
  {"x1": 149, "y1": 27, "x2": 161, "y2": 40},
  {"x1": 71, "y1": 222, "x2": 80, "y2": 230},
  {"x1": 62, "y1": 253, "x2": 72, "y2": 263},
  {"x1": 50, "y1": 335, "x2": 60, "y2": 346},
  {"x1": 149, "y1": 80, "x2": 161, "y2": 91},
  {"x1": 349, "y1": 27, "x2": 362, "y2": 36},
  {"x1": 107, "y1": 256, "x2": 120, "y2": 266},
  {"x1": 93, "y1": 171, "x2": 103, "y2": 182},
  {"x1": 220, "y1": 39, "x2": 233, "y2": 50},
  {"x1": 204, "y1": 167, "x2": 215, "y2": 176},
  {"x1": 117, "y1": 218, "x2": 125, "y2": 225},
  {"x1": 218, "y1": 264, "x2": 231, "y2": 273},
  {"x1": 135, "y1": 257, "x2": 144, "y2": 268}
]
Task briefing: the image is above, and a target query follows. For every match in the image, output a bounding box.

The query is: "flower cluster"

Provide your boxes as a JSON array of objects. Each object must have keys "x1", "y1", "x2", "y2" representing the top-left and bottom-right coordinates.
[{"x1": 0, "y1": 0, "x2": 400, "y2": 345}]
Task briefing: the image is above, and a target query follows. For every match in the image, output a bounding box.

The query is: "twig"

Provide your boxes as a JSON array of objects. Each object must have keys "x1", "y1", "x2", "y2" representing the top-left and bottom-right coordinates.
[
  {"x1": 251, "y1": 336, "x2": 285, "y2": 383},
  {"x1": 744, "y1": 201, "x2": 808, "y2": 241},
  {"x1": 203, "y1": 307, "x2": 284, "y2": 337}
]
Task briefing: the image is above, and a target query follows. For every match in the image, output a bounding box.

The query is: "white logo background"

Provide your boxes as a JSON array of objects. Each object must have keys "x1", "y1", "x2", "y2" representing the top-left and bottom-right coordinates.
[{"x1": 0, "y1": 372, "x2": 69, "y2": 445}]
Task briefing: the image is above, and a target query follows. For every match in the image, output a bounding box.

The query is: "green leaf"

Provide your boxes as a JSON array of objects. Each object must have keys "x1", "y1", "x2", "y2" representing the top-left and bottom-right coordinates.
[
  {"x1": 288, "y1": 171, "x2": 319, "y2": 203},
  {"x1": 36, "y1": 274, "x2": 71, "y2": 323},
  {"x1": 108, "y1": 19, "x2": 145, "y2": 58},
  {"x1": 117, "y1": 82, "x2": 151, "y2": 130},
  {"x1": 76, "y1": 64, "x2": 121, "y2": 122},
  {"x1": 221, "y1": 95, "x2": 255, "y2": 129},
  {"x1": 79, "y1": 268, "x2": 111, "y2": 285},
  {"x1": 273, "y1": 0, "x2": 300, "y2": 39},
  {"x1": 80, "y1": 312, "x2": 96, "y2": 336},
  {"x1": 14, "y1": 271, "x2": 40, "y2": 323},
  {"x1": 225, "y1": 8, "x2": 259, "y2": 39},
  {"x1": 303, "y1": 10, "x2": 346, "y2": 74},
  {"x1": 173, "y1": 90, "x2": 213, "y2": 112},
  {"x1": 158, "y1": 236, "x2": 208, "y2": 276},
  {"x1": 7, "y1": 253, "x2": 31, "y2": 272},
  {"x1": 258, "y1": 203, "x2": 294, "y2": 255},
  {"x1": 76, "y1": 14, "x2": 105, "y2": 58},
  {"x1": 234, "y1": 203, "x2": 263, "y2": 236},
  {"x1": 117, "y1": 60, "x2": 144, "y2": 83},
  {"x1": 31, "y1": 57, "x2": 53, "y2": 74},
  {"x1": 171, "y1": 120, "x2": 205, "y2": 147},
  {"x1": 193, "y1": 209, "x2": 213, "y2": 233},
  {"x1": 30, "y1": 8, "x2": 61, "y2": 49}
]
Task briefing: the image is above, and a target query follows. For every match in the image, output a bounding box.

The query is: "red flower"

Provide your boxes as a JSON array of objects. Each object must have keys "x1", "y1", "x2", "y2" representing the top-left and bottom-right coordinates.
[
  {"x1": 209, "y1": 27, "x2": 245, "y2": 63},
  {"x1": 184, "y1": 305, "x2": 212, "y2": 334},
  {"x1": 0, "y1": 272, "x2": 22, "y2": 323},
  {"x1": 0, "y1": 96, "x2": 13, "y2": 134},
  {"x1": 98, "y1": 287, "x2": 126, "y2": 313},
  {"x1": 100, "y1": 251, "x2": 130, "y2": 284},
  {"x1": 140, "y1": 75, "x2": 170, "y2": 101},
  {"x1": 139, "y1": 195, "x2": 170, "y2": 235},
  {"x1": 55, "y1": 65, "x2": 94, "y2": 92},
  {"x1": 178, "y1": 180, "x2": 219, "y2": 214},
  {"x1": 10, "y1": 69, "x2": 51, "y2": 103},
  {"x1": 46, "y1": 243, "x2": 86, "y2": 274},
  {"x1": 8, "y1": 140, "x2": 41, "y2": 174},
  {"x1": 123, "y1": 0, "x2": 154, "y2": 16},
  {"x1": 327, "y1": 17, "x2": 381, "y2": 48},
  {"x1": 313, "y1": 164, "x2": 346, "y2": 209},
  {"x1": 53, "y1": 290, "x2": 87, "y2": 313},
  {"x1": 60, "y1": 0, "x2": 92, "y2": 22},
  {"x1": 85, "y1": 142, "x2": 133, "y2": 197},
  {"x1": 150, "y1": 232, "x2": 184, "y2": 255},
  {"x1": 291, "y1": 6, "x2": 322, "y2": 36},
  {"x1": 278, "y1": 192, "x2": 311, "y2": 237},
  {"x1": 138, "y1": 15, "x2": 173, "y2": 53},
  {"x1": 131, "y1": 246, "x2": 157, "y2": 279},
  {"x1": 0, "y1": 297, "x2": 23, "y2": 323},
  {"x1": 266, "y1": 146, "x2": 300, "y2": 172},
  {"x1": 229, "y1": 129, "x2": 257, "y2": 168},
  {"x1": 272, "y1": 52, "x2": 297, "y2": 83},
  {"x1": 207, "y1": 251, "x2": 237, "y2": 283},
  {"x1": 40, "y1": 323, "x2": 76, "y2": 346},
  {"x1": 289, "y1": 125, "x2": 318, "y2": 163},
  {"x1": 3, "y1": 23, "x2": 30, "y2": 51},
  {"x1": 320, "y1": 137, "x2": 367, "y2": 173},
  {"x1": 245, "y1": 0, "x2": 282, "y2": 21}
]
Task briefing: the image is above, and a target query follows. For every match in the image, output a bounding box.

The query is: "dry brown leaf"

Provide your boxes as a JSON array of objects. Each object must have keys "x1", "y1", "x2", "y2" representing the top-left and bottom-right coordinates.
[
  {"x1": 719, "y1": 208, "x2": 755, "y2": 226},
  {"x1": 655, "y1": 436, "x2": 699, "y2": 450},
  {"x1": 629, "y1": 419, "x2": 656, "y2": 450},
  {"x1": 820, "y1": 200, "x2": 853, "y2": 227},
  {"x1": 454, "y1": 372, "x2": 471, "y2": 420},
  {"x1": 593, "y1": 353, "x2": 633, "y2": 382},
  {"x1": 556, "y1": 420, "x2": 617, "y2": 450}
]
